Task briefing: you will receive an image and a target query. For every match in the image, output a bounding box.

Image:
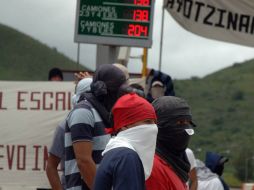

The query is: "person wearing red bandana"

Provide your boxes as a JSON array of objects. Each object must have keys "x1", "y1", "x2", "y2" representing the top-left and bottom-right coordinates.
[{"x1": 93, "y1": 93, "x2": 158, "y2": 190}]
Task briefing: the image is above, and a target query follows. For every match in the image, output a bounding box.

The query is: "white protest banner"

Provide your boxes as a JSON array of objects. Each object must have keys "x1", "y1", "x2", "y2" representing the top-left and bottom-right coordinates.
[
  {"x1": 165, "y1": 0, "x2": 254, "y2": 47},
  {"x1": 0, "y1": 81, "x2": 74, "y2": 188}
]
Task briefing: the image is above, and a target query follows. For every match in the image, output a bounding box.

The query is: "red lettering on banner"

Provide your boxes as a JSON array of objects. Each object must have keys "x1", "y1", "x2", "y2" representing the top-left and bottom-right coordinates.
[
  {"x1": 30, "y1": 92, "x2": 40, "y2": 110},
  {"x1": 32, "y1": 145, "x2": 41, "y2": 171},
  {"x1": 0, "y1": 145, "x2": 4, "y2": 170},
  {"x1": 43, "y1": 92, "x2": 53, "y2": 110},
  {"x1": 16, "y1": 91, "x2": 72, "y2": 111},
  {"x1": 7, "y1": 145, "x2": 15, "y2": 169},
  {"x1": 43, "y1": 146, "x2": 48, "y2": 170},
  {"x1": 56, "y1": 92, "x2": 66, "y2": 110},
  {"x1": 0, "y1": 92, "x2": 7, "y2": 110},
  {"x1": 17, "y1": 91, "x2": 28, "y2": 110},
  {"x1": 17, "y1": 145, "x2": 26, "y2": 170},
  {"x1": 0, "y1": 144, "x2": 50, "y2": 171}
]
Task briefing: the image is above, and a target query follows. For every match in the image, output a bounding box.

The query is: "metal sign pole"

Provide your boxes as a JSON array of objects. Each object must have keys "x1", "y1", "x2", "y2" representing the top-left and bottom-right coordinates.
[
  {"x1": 77, "y1": 43, "x2": 80, "y2": 70},
  {"x1": 142, "y1": 48, "x2": 148, "y2": 77},
  {"x1": 158, "y1": 2, "x2": 166, "y2": 71},
  {"x1": 96, "y1": 45, "x2": 120, "y2": 68}
]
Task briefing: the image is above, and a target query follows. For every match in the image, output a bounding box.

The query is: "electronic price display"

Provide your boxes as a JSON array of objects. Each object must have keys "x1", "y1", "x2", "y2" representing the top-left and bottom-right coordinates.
[{"x1": 74, "y1": 0, "x2": 155, "y2": 47}]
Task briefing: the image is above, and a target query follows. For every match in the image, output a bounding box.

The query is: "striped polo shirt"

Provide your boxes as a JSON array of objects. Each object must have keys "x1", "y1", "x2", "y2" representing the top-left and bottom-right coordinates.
[{"x1": 65, "y1": 100, "x2": 110, "y2": 190}]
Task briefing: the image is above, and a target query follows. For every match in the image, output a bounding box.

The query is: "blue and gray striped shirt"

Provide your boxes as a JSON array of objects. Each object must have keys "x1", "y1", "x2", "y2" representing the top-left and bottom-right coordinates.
[{"x1": 64, "y1": 100, "x2": 110, "y2": 190}]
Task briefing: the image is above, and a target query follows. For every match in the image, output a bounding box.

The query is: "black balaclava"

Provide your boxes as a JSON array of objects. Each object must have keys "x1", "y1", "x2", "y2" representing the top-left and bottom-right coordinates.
[
  {"x1": 157, "y1": 124, "x2": 191, "y2": 154},
  {"x1": 91, "y1": 64, "x2": 127, "y2": 111},
  {"x1": 152, "y1": 96, "x2": 195, "y2": 182}
]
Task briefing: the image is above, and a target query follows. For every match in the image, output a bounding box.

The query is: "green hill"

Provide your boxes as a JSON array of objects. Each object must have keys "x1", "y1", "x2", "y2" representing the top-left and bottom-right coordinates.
[
  {"x1": 0, "y1": 23, "x2": 88, "y2": 81},
  {"x1": 174, "y1": 59, "x2": 254, "y2": 185}
]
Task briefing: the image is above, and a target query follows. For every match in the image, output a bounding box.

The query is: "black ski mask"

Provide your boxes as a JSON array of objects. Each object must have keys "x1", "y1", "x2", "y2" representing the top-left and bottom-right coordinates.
[
  {"x1": 157, "y1": 125, "x2": 191, "y2": 154},
  {"x1": 91, "y1": 64, "x2": 127, "y2": 111},
  {"x1": 152, "y1": 96, "x2": 196, "y2": 182}
]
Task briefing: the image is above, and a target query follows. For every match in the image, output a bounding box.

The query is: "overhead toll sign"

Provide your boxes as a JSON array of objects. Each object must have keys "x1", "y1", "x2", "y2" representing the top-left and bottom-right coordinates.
[{"x1": 74, "y1": 0, "x2": 155, "y2": 47}]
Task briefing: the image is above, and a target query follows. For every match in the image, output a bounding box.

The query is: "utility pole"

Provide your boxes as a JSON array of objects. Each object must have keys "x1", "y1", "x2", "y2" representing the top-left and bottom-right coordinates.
[
  {"x1": 77, "y1": 43, "x2": 80, "y2": 70},
  {"x1": 142, "y1": 48, "x2": 148, "y2": 77},
  {"x1": 245, "y1": 156, "x2": 254, "y2": 182},
  {"x1": 245, "y1": 157, "x2": 249, "y2": 182},
  {"x1": 158, "y1": 1, "x2": 166, "y2": 71}
]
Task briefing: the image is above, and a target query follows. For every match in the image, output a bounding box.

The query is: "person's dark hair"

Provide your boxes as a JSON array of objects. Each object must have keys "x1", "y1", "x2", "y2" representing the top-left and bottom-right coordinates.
[
  {"x1": 117, "y1": 84, "x2": 146, "y2": 98},
  {"x1": 48, "y1": 68, "x2": 63, "y2": 81},
  {"x1": 130, "y1": 83, "x2": 145, "y2": 98},
  {"x1": 130, "y1": 83, "x2": 144, "y2": 91}
]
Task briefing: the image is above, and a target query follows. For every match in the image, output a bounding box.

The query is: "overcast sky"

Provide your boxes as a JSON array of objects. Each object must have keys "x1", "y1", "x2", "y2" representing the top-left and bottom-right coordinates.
[{"x1": 0, "y1": 0, "x2": 254, "y2": 79}]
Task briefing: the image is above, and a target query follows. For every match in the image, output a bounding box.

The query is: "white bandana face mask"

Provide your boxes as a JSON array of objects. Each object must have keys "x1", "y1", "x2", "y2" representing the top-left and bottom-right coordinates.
[{"x1": 102, "y1": 124, "x2": 158, "y2": 179}]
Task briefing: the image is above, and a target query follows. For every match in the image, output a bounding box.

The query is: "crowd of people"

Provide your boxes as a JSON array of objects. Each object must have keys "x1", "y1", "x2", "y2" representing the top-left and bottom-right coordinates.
[{"x1": 45, "y1": 64, "x2": 229, "y2": 190}]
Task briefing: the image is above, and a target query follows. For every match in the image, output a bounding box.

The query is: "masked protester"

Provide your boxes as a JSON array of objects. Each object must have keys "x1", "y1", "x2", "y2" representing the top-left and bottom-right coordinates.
[
  {"x1": 64, "y1": 64, "x2": 127, "y2": 190},
  {"x1": 204, "y1": 152, "x2": 229, "y2": 190},
  {"x1": 196, "y1": 159, "x2": 224, "y2": 190},
  {"x1": 93, "y1": 93, "x2": 158, "y2": 190},
  {"x1": 146, "y1": 96, "x2": 195, "y2": 190}
]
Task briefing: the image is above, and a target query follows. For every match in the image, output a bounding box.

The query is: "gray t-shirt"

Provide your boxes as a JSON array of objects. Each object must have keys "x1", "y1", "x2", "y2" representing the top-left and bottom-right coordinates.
[{"x1": 49, "y1": 120, "x2": 65, "y2": 188}]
